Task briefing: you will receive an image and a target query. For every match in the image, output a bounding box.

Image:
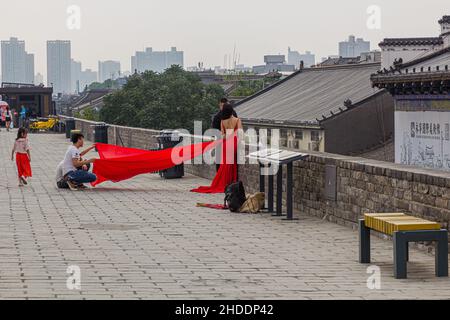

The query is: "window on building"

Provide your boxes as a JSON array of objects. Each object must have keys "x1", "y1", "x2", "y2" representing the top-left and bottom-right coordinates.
[
  {"x1": 446, "y1": 65, "x2": 449, "y2": 71},
  {"x1": 295, "y1": 130, "x2": 303, "y2": 140},
  {"x1": 280, "y1": 130, "x2": 288, "y2": 138},
  {"x1": 436, "y1": 66, "x2": 440, "y2": 71},
  {"x1": 310, "y1": 131, "x2": 321, "y2": 142}
]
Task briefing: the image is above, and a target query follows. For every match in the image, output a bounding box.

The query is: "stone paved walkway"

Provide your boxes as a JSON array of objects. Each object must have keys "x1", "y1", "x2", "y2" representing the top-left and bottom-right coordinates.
[{"x1": 0, "y1": 131, "x2": 449, "y2": 300}]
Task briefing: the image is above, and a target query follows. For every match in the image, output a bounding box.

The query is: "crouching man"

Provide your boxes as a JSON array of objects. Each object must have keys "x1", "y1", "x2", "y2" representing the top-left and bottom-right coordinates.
[{"x1": 62, "y1": 133, "x2": 97, "y2": 191}]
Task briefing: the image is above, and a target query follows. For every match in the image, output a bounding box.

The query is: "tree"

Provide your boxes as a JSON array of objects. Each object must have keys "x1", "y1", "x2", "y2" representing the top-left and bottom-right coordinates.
[
  {"x1": 74, "y1": 107, "x2": 100, "y2": 122},
  {"x1": 99, "y1": 66, "x2": 224, "y2": 133}
]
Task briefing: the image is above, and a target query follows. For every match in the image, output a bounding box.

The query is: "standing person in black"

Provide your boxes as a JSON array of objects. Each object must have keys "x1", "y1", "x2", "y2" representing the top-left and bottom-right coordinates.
[{"x1": 212, "y1": 98, "x2": 237, "y2": 172}]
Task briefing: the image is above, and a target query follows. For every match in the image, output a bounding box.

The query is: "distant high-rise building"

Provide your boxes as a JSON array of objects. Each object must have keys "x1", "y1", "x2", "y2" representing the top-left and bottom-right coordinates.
[
  {"x1": 339, "y1": 35, "x2": 370, "y2": 58},
  {"x1": 34, "y1": 73, "x2": 44, "y2": 85},
  {"x1": 71, "y1": 59, "x2": 82, "y2": 93},
  {"x1": 79, "y1": 69, "x2": 98, "y2": 91},
  {"x1": 98, "y1": 60, "x2": 121, "y2": 82},
  {"x1": 1, "y1": 37, "x2": 34, "y2": 84},
  {"x1": 131, "y1": 47, "x2": 184, "y2": 73},
  {"x1": 47, "y1": 40, "x2": 72, "y2": 94},
  {"x1": 252, "y1": 55, "x2": 295, "y2": 74},
  {"x1": 288, "y1": 48, "x2": 316, "y2": 68},
  {"x1": 70, "y1": 59, "x2": 98, "y2": 93},
  {"x1": 25, "y1": 53, "x2": 35, "y2": 84}
]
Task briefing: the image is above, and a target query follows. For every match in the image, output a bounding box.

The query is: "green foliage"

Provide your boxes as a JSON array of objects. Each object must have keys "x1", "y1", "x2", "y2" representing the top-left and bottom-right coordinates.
[
  {"x1": 74, "y1": 107, "x2": 100, "y2": 122},
  {"x1": 100, "y1": 66, "x2": 224, "y2": 133},
  {"x1": 88, "y1": 79, "x2": 119, "y2": 90},
  {"x1": 231, "y1": 79, "x2": 270, "y2": 97}
]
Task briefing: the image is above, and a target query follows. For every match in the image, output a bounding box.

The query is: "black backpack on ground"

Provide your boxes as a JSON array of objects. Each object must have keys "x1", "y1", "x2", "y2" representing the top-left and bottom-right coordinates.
[{"x1": 224, "y1": 181, "x2": 246, "y2": 212}]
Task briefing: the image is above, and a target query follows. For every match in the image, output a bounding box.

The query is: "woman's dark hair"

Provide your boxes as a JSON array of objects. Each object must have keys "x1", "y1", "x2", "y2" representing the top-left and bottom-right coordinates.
[
  {"x1": 221, "y1": 103, "x2": 234, "y2": 120},
  {"x1": 16, "y1": 127, "x2": 27, "y2": 141},
  {"x1": 220, "y1": 98, "x2": 228, "y2": 104}
]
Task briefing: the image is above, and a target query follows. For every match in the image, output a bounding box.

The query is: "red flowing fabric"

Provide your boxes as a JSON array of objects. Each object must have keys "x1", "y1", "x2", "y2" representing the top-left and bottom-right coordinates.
[
  {"x1": 190, "y1": 133, "x2": 238, "y2": 194},
  {"x1": 92, "y1": 139, "x2": 220, "y2": 187}
]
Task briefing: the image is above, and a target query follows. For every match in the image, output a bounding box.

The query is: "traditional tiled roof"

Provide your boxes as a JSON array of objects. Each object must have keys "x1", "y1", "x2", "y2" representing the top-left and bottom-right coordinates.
[
  {"x1": 71, "y1": 89, "x2": 113, "y2": 108},
  {"x1": 371, "y1": 47, "x2": 450, "y2": 93},
  {"x1": 235, "y1": 63, "x2": 382, "y2": 126},
  {"x1": 439, "y1": 16, "x2": 450, "y2": 24},
  {"x1": 379, "y1": 37, "x2": 443, "y2": 47},
  {"x1": 317, "y1": 57, "x2": 360, "y2": 67}
]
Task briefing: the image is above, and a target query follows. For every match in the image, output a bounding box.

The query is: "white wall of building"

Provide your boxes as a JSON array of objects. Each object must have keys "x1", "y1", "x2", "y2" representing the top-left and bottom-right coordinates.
[{"x1": 380, "y1": 44, "x2": 442, "y2": 69}]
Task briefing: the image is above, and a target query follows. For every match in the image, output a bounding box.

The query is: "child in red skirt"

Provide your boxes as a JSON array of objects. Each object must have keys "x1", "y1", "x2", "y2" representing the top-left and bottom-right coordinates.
[{"x1": 11, "y1": 128, "x2": 32, "y2": 187}]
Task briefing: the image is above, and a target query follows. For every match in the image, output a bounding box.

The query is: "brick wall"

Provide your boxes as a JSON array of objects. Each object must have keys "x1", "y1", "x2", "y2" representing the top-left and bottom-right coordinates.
[
  {"x1": 65, "y1": 117, "x2": 450, "y2": 235},
  {"x1": 240, "y1": 152, "x2": 450, "y2": 234}
]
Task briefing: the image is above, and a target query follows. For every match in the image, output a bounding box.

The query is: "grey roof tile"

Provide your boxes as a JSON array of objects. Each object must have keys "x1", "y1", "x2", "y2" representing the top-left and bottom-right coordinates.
[{"x1": 235, "y1": 63, "x2": 382, "y2": 125}]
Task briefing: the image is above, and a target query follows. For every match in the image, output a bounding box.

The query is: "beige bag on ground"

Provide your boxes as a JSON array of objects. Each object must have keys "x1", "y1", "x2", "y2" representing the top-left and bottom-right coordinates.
[{"x1": 239, "y1": 192, "x2": 265, "y2": 214}]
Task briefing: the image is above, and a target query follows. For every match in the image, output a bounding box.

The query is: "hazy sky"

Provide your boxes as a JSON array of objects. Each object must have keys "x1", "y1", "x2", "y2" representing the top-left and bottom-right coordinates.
[{"x1": 1, "y1": 0, "x2": 449, "y2": 77}]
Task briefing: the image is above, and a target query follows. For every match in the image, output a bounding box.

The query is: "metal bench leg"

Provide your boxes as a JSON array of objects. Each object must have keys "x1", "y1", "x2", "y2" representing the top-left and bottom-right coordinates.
[
  {"x1": 268, "y1": 174, "x2": 274, "y2": 213},
  {"x1": 359, "y1": 219, "x2": 371, "y2": 264},
  {"x1": 285, "y1": 162, "x2": 295, "y2": 220},
  {"x1": 436, "y1": 230, "x2": 448, "y2": 277},
  {"x1": 394, "y1": 232, "x2": 408, "y2": 279},
  {"x1": 274, "y1": 165, "x2": 283, "y2": 217},
  {"x1": 259, "y1": 164, "x2": 266, "y2": 210},
  {"x1": 406, "y1": 242, "x2": 409, "y2": 262}
]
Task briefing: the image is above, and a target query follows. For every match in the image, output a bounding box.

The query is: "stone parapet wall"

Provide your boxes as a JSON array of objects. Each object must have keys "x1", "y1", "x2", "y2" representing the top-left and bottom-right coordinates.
[{"x1": 63, "y1": 116, "x2": 450, "y2": 236}]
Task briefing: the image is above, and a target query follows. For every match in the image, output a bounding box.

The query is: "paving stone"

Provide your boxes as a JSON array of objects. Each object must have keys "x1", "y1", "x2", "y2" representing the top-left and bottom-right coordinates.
[{"x1": 0, "y1": 131, "x2": 449, "y2": 299}]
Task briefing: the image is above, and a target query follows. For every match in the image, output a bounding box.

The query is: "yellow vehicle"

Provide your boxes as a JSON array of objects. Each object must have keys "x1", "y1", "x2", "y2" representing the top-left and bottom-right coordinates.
[{"x1": 29, "y1": 117, "x2": 59, "y2": 132}]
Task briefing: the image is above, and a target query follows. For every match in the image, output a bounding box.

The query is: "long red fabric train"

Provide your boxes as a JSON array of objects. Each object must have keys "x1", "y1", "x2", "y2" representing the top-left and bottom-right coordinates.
[
  {"x1": 190, "y1": 133, "x2": 238, "y2": 194},
  {"x1": 91, "y1": 139, "x2": 220, "y2": 187}
]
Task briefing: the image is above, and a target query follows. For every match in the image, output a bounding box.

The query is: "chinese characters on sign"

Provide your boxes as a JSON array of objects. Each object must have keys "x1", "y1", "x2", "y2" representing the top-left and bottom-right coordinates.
[{"x1": 396, "y1": 112, "x2": 450, "y2": 171}]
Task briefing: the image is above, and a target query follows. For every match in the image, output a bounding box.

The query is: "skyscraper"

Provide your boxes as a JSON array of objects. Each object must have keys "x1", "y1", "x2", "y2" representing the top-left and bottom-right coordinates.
[
  {"x1": 339, "y1": 35, "x2": 370, "y2": 58},
  {"x1": 71, "y1": 59, "x2": 99, "y2": 93},
  {"x1": 25, "y1": 53, "x2": 35, "y2": 84},
  {"x1": 131, "y1": 47, "x2": 184, "y2": 73},
  {"x1": 71, "y1": 59, "x2": 82, "y2": 93},
  {"x1": 98, "y1": 60, "x2": 121, "y2": 82},
  {"x1": 288, "y1": 48, "x2": 316, "y2": 68},
  {"x1": 47, "y1": 40, "x2": 71, "y2": 94},
  {"x1": 79, "y1": 69, "x2": 98, "y2": 91},
  {"x1": 1, "y1": 37, "x2": 34, "y2": 84}
]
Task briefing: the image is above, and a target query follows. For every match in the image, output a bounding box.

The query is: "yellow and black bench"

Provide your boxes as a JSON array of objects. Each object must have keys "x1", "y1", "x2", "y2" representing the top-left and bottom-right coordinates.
[{"x1": 359, "y1": 213, "x2": 448, "y2": 279}]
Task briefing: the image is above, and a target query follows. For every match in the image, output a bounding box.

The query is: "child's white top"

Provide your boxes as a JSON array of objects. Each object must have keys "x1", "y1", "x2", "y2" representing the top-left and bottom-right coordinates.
[{"x1": 13, "y1": 138, "x2": 30, "y2": 154}]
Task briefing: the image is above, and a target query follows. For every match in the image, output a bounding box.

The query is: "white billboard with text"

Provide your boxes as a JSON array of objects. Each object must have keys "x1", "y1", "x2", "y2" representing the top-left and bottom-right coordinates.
[{"x1": 395, "y1": 111, "x2": 450, "y2": 171}]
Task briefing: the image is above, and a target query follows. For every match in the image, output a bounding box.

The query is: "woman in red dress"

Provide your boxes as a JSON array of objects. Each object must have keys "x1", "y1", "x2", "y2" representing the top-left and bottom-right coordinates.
[
  {"x1": 191, "y1": 103, "x2": 242, "y2": 194},
  {"x1": 11, "y1": 128, "x2": 32, "y2": 187}
]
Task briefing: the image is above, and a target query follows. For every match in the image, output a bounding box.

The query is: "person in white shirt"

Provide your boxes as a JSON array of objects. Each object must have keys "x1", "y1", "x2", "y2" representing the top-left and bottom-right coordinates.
[
  {"x1": 55, "y1": 161, "x2": 68, "y2": 189},
  {"x1": 63, "y1": 133, "x2": 97, "y2": 190}
]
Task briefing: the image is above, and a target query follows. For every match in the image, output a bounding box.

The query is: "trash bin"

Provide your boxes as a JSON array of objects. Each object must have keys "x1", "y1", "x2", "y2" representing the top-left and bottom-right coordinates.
[
  {"x1": 157, "y1": 130, "x2": 184, "y2": 179},
  {"x1": 65, "y1": 118, "x2": 75, "y2": 138},
  {"x1": 58, "y1": 120, "x2": 66, "y2": 134},
  {"x1": 93, "y1": 123, "x2": 109, "y2": 144}
]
